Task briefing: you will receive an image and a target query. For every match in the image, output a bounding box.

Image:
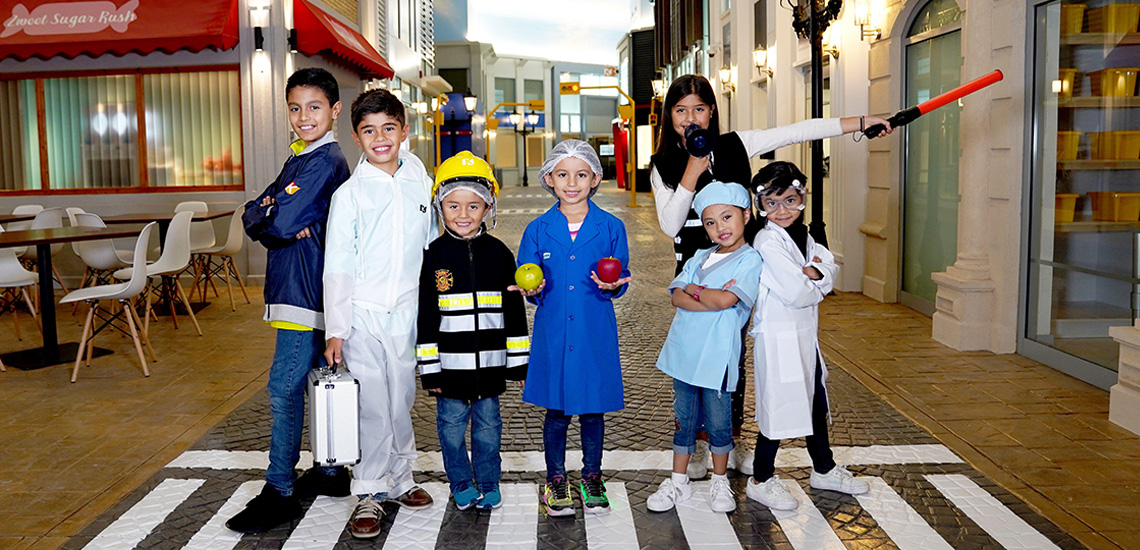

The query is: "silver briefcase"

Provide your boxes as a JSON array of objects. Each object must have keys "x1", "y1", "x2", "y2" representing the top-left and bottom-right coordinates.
[{"x1": 307, "y1": 363, "x2": 361, "y2": 466}]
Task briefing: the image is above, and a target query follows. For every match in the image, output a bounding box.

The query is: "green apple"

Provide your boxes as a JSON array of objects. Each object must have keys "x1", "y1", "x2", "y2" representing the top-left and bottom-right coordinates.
[{"x1": 515, "y1": 263, "x2": 543, "y2": 291}]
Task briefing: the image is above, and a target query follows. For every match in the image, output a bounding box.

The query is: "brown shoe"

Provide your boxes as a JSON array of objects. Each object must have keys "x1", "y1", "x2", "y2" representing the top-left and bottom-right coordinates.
[
  {"x1": 393, "y1": 486, "x2": 434, "y2": 510},
  {"x1": 348, "y1": 496, "x2": 384, "y2": 539}
]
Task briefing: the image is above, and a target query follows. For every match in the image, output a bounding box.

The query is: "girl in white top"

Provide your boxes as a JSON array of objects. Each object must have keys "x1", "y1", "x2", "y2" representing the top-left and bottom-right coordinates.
[{"x1": 744, "y1": 161, "x2": 869, "y2": 512}]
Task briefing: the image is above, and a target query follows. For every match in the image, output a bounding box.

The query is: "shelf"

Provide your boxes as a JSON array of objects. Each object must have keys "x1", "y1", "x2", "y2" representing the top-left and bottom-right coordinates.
[
  {"x1": 1058, "y1": 96, "x2": 1140, "y2": 108},
  {"x1": 1058, "y1": 160, "x2": 1140, "y2": 170},
  {"x1": 1056, "y1": 220, "x2": 1140, "y2": 233},
  {"x1": 1061, "y1": 32, "x2": 1140, "y2": 46}
]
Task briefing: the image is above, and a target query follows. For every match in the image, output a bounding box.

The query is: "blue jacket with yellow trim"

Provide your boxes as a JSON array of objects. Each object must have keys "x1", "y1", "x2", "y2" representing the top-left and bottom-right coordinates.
[
  {"x1": 416, "y1": 230, "x2": 529, "y2": 401},
  {"x1": 243, "y1": 138, "x2": 350, "y2": 330}
]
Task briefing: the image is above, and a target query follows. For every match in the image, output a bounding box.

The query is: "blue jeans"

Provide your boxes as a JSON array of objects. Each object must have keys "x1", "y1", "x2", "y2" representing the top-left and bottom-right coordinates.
[
  {"x1": 266, "y1": 328, "x2": 325, "y2": 496},
  {"x1": 543, "y1": 409, "x2": 604, "y2": 481},
  {"x1": 673, "y1": 378, "x2": 734, "y2": 455},
  {"x1": 436, "y1": 396, "x2": 503, "y2": 494}
]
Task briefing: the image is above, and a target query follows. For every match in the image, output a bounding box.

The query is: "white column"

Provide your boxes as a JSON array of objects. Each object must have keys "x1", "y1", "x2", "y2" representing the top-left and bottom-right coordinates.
[{"x1": 1110, "y1": 322, "x2": 1140, "y2": 435}]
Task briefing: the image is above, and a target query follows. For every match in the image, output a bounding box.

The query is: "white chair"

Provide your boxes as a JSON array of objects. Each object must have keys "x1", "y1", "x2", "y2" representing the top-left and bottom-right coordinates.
[
  {"x1": 23, "y1": 208, "x2": 69, "y2": 293},
  {"x1": 0, "y1": 226, "x2": 42, "y2": 372},
  {"x1": 60, "y1": 223, "x2": 158, "y2": 383},
  {"x1": 114, "y1": 211, "x2": 201, "y2": 336},
  {"x1": 193, "y1": 206, "x2": 251, "y2": 310},
  {"x1": 176, "y1": 201, "x2": 216, "y2": 294},
  {"x1": 72, "y1": 213, "x2": 131, "y2": 305},
  {"x1": 7, "y1": 204, "x2": 43, "y2": 258}
]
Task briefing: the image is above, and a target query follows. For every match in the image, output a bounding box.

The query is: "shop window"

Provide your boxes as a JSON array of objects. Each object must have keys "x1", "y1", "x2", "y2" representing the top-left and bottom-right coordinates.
[
  {"x1": 524, "y1": 79, "x2": 544, "y2": 104},
  {"x1": 1, "y1": 68, "x2": 242, "y2": 194},
  {"x1": 495, "y1": 77, "x2": 516, "y2": 106},
  {"x1": 907, "y1": 0, "x2": 964, "y2": 36}
]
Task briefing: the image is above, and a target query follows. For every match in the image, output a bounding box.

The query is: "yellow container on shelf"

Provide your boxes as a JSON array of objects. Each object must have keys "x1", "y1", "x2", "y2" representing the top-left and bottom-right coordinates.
[
  {"x1": 1088, "y1": 67, "x2": 1140, "y2": 96},
  {"x1": 1061, "y1": 4, "x2": 1087, "y2": 33},
  {"x1": 1058, "y1": 131, "x2": 1082, "y2": 160},
  {"x1": 1089, "y1": 131, "x2": 1140, "y2": 159},
  {"x1": 1087, "y1": 4, "x2": 1140, "y2": 33},
  {"x1": 1055, "y1": 193, "x2": 1080, "y2": 223},
  {"x1": 1058, "y1": 68, "x2": 1079, "y2": 98},
  {"x1": 1089, "y1": 191, "x2": 1140, "y2": 221}
]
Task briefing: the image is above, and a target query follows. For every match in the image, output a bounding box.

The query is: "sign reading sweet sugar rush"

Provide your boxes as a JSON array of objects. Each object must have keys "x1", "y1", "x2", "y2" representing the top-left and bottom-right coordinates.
[{"x1": 1, "y1": 0, "x2": 139, "y2": 38}]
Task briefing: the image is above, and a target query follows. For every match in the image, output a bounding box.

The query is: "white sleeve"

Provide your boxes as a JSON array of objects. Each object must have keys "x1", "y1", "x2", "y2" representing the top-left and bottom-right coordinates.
[
  {"x1": 808, "y1": 242, "x2": 839, "y2": 295},
  {"x1": 758, "y1": 241, "x2": 825, "y2": 310},
  {"x1": 323, "y1": 187, "x2": 356, "y2": 340},
  {"x1": 737, "y1": 118, "x2": 845, "y2": 158},
  {"x1": 650, "y1": 166, "x2": 695, "y2": 238}
]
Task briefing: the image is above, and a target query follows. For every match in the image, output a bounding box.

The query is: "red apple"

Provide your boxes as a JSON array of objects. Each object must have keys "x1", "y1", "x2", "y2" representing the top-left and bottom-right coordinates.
[
  {"x1": 597, "y1": 257, "x2": 623, "y2": 283},
  {"x1": 515, "y1": 263, "x2": 544, "y2": 291}
]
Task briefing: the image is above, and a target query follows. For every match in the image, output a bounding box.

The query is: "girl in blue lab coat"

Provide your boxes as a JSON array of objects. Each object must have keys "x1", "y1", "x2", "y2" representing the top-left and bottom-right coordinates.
[{"x1": 514, "y1": 140, "x2": 631, "y2": 518}]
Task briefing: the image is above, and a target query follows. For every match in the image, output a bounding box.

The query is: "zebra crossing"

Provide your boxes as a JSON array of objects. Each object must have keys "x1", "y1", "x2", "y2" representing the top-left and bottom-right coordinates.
[{"x1": 77, "y1": 446, "x2": 1067, "y2": 550}]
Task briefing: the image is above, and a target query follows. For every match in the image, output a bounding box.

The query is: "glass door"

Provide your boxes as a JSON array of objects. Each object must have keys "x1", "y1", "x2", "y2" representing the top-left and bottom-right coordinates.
[{"x1": 901, "y1": 6, "x2": 962, "y2": 313}]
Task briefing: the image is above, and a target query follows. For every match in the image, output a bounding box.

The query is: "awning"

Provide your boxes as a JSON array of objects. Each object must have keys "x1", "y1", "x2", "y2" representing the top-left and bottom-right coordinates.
[
  {"x1": 293, "y1": 0, "x2": 393, "y2": 80},
  {"x1": 0, "y1": 0, "x2": 239, "y2": 61}
]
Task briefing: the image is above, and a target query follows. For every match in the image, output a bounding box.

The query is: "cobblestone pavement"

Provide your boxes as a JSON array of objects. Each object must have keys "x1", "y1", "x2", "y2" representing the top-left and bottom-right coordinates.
[{"x1": 62, "y1": 186, "x2": 1085, "y2": 549}]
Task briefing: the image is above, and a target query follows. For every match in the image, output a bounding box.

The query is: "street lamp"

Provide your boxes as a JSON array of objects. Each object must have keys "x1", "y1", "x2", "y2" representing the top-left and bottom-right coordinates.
[
  {"x1": 447, "y1": 91, "x2": 476, "y2": 158},
  {"x1": 511, "y1": 111, "x2": 540, "y2": 187}
]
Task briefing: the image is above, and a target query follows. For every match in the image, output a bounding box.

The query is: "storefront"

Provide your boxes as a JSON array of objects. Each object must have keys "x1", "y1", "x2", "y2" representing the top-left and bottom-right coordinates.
[{"x1": 0, "y1": 0, "x2": 395, "y2": 283}]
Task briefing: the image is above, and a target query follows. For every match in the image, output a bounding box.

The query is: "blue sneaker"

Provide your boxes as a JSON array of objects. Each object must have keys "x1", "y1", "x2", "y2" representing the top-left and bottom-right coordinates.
[
  {"x1": 477, "y1": 484, "x2": 502, "y2": 510},
  {"x1": 453, "y1": 486, "x2": 482, "y2": 510}
]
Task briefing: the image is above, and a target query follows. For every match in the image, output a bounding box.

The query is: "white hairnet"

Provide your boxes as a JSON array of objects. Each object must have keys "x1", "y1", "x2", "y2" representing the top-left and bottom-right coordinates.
[
  {"x1": 434, "y1": 180, "x2": 497, "y2": 229},
  {"x1": 538, "y1": 139, "x2": 603, "y2": 198}
]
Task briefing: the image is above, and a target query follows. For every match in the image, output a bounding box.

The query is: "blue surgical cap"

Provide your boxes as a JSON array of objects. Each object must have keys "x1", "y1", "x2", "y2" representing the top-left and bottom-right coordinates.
[{"x1": 693, "y1": 181, "x2": 751, "y2": 217}]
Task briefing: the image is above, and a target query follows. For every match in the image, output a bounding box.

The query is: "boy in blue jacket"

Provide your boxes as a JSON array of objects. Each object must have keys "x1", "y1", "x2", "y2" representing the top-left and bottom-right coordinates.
[{"x1": 228, "y1": 67, "x2": 351, "y2": 533}]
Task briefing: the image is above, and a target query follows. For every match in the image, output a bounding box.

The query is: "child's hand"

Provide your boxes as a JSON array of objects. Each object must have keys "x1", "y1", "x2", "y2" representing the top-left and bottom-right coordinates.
[
  {"x1": 508, "y1": 280, "x2": 545, "y2": 297},
  {"x1": 591, "y1": 271, "x2": 631, "y2": 291},
  {"x1": 324, "y1": 337, "x2": 344, "y2": 366},
  {"x1": 260, "y1": 195, "x2": 276, "y2": 207},
  {"x1": 803, "y1": 266, "x2": 823, "y2": 280},
  {"x1": 683, "y1": 283, "x2": 701, "y2": 296},
  {"x1": 720, "y1": 279, "x2": 737, "y2": 291},
  {"x1": 515, "y1": 380, "x2": 525, "y2": 388},
  {"x1": 296, "y1": 227, "x2": 312, "y2": 239},
  {"x1": 427, "y1": 388, "x2": 441, "y2": 394},
  {"x1": 865, "y1": 116, "x2": 894, "y2": 136}
]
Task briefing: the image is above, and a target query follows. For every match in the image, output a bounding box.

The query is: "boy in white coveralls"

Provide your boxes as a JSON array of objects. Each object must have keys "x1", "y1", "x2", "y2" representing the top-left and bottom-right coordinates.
[{"x1": 323, "y1": 89, "x2": 438, "y2": 538}]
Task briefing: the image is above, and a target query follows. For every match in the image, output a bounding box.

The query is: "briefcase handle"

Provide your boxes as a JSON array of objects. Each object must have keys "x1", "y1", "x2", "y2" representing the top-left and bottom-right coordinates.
[{"x1": 317, "y1": 357, "x2": 346, "y2": 380}]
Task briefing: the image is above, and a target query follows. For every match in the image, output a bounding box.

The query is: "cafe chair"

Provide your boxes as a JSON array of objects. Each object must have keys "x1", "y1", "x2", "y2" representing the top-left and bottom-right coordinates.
[
  {"x1": 23, "y1": 208, "x2": 69, "y2": 294},
  {"x1": 70, "y1": 213, "x2": 132, "y2": 314},
  {"x1": 6, "y1": 204, "x2": 43, "y2": 260},
  {"x1": 193, "y1": 206, "x2": 250, "y2": 310},
  {"x1": 175, "y1": 201, "x2": 216, "y2": 296},
  {"x1": 113, "y1": 211, "x2": 202, "y2": 337},
  {"x1": 61, "y1": 223, "x2": 158, "y2": 383},
  {"x1": 0, "y1": 226, "x2": 42, "y2": 372}
]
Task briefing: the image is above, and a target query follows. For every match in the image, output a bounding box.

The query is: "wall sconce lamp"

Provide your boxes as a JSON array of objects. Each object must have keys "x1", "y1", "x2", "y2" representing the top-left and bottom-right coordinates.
[
  {"x1": 752, "y1": 47, "x2": 772, "y2": 76},
  {"x1": 822, "y1": 25, "x2": 840, "y2": 59},
  {"x1": 288, "y1": 28, "x2": 298, "y2": 53},
  {"x1": 250, "y1": 5, "x2": 269, "y2": 52},
  {"x1": 651, "y1": 77, "x2": 665, "y2": 98},
  {"x1": 463, "y1": 90, "x2": 477, "y2": 113},
  {"x1": 719, "y1": 66, "x2": 735, "y2": 94},
  {"x1": 853, "y1": 0, "x2": 882, "y2": 40}
]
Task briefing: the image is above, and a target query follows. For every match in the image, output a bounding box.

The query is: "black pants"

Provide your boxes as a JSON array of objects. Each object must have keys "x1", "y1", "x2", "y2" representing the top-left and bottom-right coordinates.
[{"x1": 751, "y1": 359, "x2": 835, "y2": 480}]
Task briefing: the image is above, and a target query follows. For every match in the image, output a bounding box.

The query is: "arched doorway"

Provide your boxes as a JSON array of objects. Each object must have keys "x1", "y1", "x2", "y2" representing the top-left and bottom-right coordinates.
[{"x1": 900, "y1": 0, "x2": 964, "y2": 314}]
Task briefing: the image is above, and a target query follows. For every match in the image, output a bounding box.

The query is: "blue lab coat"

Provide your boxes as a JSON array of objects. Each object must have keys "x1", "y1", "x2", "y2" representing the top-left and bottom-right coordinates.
[{"x1": 518, "y1": 201, "x2": 630, "y2": 415}]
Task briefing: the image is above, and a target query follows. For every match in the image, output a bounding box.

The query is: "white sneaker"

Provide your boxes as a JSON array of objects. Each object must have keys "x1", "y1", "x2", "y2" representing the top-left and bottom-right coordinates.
[
  {"x1": 687, "y1": 440, "x2": 710, "y2": 480},
  {"x1": 745, "y1": 476, "x2": 798, "y2": 511},
  {"x1": 810, "y1": 466, "x2": 869, "y2": 495},
  {"x1": 729, "y1": 447, "x2": 754, "y2": 476},
  {"x1": 647, "y1": 478, "x2": 692, "y2": 512},
  {"x1": 708, "y1": 476, "x2": 736, "y2": 513}
]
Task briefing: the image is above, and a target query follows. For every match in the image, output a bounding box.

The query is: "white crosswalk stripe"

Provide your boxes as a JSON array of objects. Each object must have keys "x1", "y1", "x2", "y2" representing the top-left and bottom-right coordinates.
[
  {"x1": 281, "y1": 495, "x2": 355, "y2": 550},
  {"x1": 927, "y1": 474, "x2": 1061, "y2": 550},
  {"x1": 384, "y1": 482, "x2": 450, "y2": 548},
  {"x1": 585, "y1": 482, "x2": 639, "y2": 550},
  {"x1": 771, "y1": 481, "x2": 846, "y2": 550},
  {"x1": 675, "y1": 481, "x2": 743, "y2": 550},
  {"x1": 486, "y1": 483, "x2": 539, "y2": 549},
  {"x1": 184, "y1": 481, "x2": 262, "y2": 550},
  {"x1": 856, "y1": 477, "x2": 954, "y2": 550},
  {"x1": 82, "y1": 478, "x2": 205, "y2": 550},
  {"x1": 169, "y1": 445, "x2": 963, "y2": 471}
]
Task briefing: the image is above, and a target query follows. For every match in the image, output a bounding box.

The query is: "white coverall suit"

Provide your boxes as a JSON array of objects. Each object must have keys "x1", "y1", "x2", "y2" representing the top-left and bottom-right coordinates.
[{"x1": 324, "y1": 152, "x2": 437, "y2": 496}]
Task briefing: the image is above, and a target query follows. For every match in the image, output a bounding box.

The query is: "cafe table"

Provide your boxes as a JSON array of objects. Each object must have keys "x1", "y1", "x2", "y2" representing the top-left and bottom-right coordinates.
[
  {"x1": 0, "y1": 226, "x2": 146, "y2": 369},
  {"x1": 0, "y1": 213, "x2": 38, "y2": 225}
]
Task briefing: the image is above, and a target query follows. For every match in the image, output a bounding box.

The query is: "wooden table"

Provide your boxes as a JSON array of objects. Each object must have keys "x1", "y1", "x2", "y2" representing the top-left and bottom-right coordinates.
[
  {"x1": 0, "y1": 213, "x2": 38, "y2": 225},
  {"x1": 101, "y1": 210, "x2": 234, "y2": 245},
  {"x1": 0, "y1": 227, "x2": 146, "y2": 369}
]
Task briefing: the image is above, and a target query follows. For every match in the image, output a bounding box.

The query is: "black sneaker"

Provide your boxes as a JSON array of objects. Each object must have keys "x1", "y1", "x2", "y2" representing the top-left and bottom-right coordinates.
[
  {"x1": 225, "y1": 484, "x2": 302, "y2": 533},
  {"x1": 294, "y1": 466, "x2": 351, "y2": 498}
]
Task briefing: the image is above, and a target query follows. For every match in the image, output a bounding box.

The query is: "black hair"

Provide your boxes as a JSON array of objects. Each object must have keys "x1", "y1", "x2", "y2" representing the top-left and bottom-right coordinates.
[
  {"x1": 286, "y1": 67, "x2": 340, "y2": 106},
  {"x1": 654, "y1": 74, "x2": 720, "y2": 155},
  {"x1": 748, "y1": 161, "x2": 809, "y2": 253},
  {"x1": 351, "y1": 88, "x2": 406, "y2": 130}
]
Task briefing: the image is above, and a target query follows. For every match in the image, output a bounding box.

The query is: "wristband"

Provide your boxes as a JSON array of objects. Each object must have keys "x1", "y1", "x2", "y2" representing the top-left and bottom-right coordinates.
[
  {"x1": 692, "y1": 285, "x2": 706, "y2": 302},
  {"x1": 860, "y1": 115, "x2": 866, "y2": 132}
]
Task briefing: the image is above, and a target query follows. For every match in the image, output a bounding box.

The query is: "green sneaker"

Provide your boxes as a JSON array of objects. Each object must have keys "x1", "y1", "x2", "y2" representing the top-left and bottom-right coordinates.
[
  {"x1": 542, "y1": 475, "x2": 575, "y2": 517},
  {"x1": 579, "y1": 473, "x2": 610, "y2": 515}
]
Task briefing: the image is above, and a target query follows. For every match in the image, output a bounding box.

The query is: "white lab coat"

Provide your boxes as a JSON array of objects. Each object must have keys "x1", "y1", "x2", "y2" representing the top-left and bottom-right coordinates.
[{"x1": 750, "y1": 223, "x2": 839, "y2": 440}]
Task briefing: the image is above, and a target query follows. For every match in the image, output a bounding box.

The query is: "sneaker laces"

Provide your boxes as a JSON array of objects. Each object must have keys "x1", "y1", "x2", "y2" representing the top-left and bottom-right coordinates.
[
  {"x1": 710, "y1": 476, "x2": 733, "y2": 499},
  {"x1": 765, "y1": 476, "x2": 792, "y2": 499},
  {"x1": 584, "y1": 475, "x2": 605, "y2": 497},
  {"x1": 550, "y1": 476, "x2": 570, "y2": 500},
  {"x1": 353, "y1": 496, "x2": 383, "y2": 520}
]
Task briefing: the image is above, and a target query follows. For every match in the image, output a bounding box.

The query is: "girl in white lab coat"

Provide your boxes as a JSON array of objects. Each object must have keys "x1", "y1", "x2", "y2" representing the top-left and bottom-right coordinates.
[{"x1": 744, "y1": 161, "x2": 869, "y2": 511}]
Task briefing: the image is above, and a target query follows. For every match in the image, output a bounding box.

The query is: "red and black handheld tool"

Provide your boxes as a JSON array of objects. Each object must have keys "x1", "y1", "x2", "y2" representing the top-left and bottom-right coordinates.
[{"x1": 864, "y1": 69, "x2": 1004, "y2": 138}]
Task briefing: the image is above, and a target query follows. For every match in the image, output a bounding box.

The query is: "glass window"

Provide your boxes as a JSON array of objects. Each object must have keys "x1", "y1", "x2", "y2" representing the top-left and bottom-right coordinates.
[
  {"x1": 1025, "y1": 0, "x2": 1138, "y2": 378},
  {"x1": 723, "y1": 22, "x2": 732, "y2": 63},
  {"x1": 754, "y1": 0, "x2": 766, "y2": 49},
  {"x1": 907, "y1": 0, "x2": 963, "y2": 36},
  {"x1": 524, "y1": 79, "x2": 543, "y2": 103},
  {"x1": 438, "y1": 68, "x2": 468, "y2": 95},
  {"x1": 495, "y1": 77, "x2": 516, "y2": 106},
  {"x1": 0, "y1": 69, "x2": 241, "y2": 193}
]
